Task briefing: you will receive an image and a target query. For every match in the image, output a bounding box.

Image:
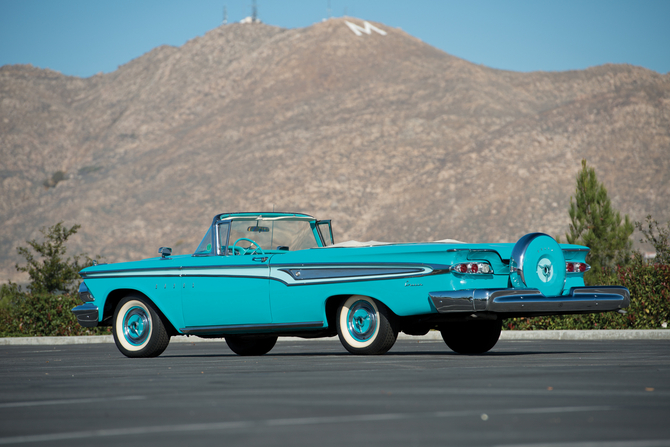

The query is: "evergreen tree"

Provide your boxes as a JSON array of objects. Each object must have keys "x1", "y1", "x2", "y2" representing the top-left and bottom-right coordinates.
[
  {"x1": 15, "y1": 222, "x2": 94, "y2": 294},
  {"x1": 565, "y1": 160, "x2": 634, "y2": 282}
]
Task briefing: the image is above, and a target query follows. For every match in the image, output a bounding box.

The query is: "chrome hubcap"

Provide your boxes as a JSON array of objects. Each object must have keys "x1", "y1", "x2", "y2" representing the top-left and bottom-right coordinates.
[
  {"x1": 123, "y1": 306, "x2": 150, "y2": 346},
  {"x1": 347, "y1": 301, "x2": 377, "y2": 341},
  {"x1": 537, "y1": 258, "x2": 554, "y2": 283}
]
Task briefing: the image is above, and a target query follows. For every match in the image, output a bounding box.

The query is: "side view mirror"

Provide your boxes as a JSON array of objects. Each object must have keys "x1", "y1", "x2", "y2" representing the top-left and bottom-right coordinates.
[{"x1": 158, "y1": 247, "x2": 172, "y2": 259}]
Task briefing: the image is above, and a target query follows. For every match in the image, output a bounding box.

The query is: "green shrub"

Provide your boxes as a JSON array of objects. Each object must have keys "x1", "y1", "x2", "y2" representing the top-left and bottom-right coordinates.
[
  {"x1": 505, "y1": 256, "x2": 670, "y2": 330},
  {"x1": 0, "y1": 286, "x2": 109, "y2": 337},
  {"x1": 636, "y1": 215, "x2": 670, "y2": 265},
  {"x1": 15, "y1": 222, "x2": 96, "y2": 295},
  {"x1": 0, "y1": 221, "x2": 107, "y2": 337}
]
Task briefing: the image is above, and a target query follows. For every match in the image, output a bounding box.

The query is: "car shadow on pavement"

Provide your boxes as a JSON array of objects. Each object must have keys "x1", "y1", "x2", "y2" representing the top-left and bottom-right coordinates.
[{"x1": 160, "y1": 350, "x2": 576, "y2": 358}]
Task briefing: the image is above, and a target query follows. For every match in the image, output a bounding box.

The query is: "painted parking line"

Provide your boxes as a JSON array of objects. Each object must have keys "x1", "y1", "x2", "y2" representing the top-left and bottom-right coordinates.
[
  {"x1": 496, "y1": 440, "x2": 670, "y2": 447},
  {"x1": 0, "y1": 405, "x2": 615, "y2": 445},
  {"x1": 0, "y1": 395, "x2": 145, "y2": 409}
]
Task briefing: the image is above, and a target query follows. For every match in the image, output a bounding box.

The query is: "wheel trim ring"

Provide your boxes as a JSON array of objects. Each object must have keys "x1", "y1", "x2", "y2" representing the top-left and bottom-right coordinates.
[
  {"x1": 339, "y1": 296, "x2": 381, "y2": 349},
  {"x1": 347, "y1": 301, "x2": 378, "y2": 341},
  {"x1": 123, "y1": 306, "x2": 151, "y2": 346},
  {"x1": 115, "y1": 300, "x2": 154, "y2": 352}
]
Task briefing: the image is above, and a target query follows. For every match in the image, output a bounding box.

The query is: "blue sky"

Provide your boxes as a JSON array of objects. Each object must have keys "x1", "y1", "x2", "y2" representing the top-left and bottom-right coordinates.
[{"x1": 1, "y1": 0, "x2": 669, "y2": 78}]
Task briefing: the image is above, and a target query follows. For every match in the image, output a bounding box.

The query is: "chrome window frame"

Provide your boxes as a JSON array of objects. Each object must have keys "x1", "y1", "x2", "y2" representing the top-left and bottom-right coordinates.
[
  {"x1": 316, "y1": 220, "x2": 334, "y2": 247},
  {"x1": 192, "y1": 226, "x2": 216, "y2": 257},
  {"x1": 216, "y1": 220, "x2": 231, "y2": 256}
]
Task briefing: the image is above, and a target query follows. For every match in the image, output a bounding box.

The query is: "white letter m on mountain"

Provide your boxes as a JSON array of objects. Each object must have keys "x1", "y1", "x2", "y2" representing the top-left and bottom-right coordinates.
[{"x1": 344, "y1": 20, "x2": 387, "y2": 37}]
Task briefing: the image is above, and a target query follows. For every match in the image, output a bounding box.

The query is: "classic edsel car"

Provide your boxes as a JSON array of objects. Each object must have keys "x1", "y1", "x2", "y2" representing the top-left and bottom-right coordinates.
[{"x1": 72, "y1": 212, "x2": 630, "y2": 358}]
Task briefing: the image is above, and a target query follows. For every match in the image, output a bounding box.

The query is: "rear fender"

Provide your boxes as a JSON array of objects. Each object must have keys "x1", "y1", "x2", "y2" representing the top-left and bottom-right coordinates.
[{"x1": 324, "y1": 294, "x2": 398, "y2": 330}]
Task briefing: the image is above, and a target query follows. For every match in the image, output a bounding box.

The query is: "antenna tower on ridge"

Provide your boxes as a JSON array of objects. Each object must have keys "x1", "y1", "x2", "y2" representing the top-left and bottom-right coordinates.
[
  {"x1": 252, "y1": 0, "x2": 257, "y2": 22},
  {"x1": 327, "y1": 0, "x2": 331, "y2": 19},
  {"x1": 223, "y1": 5, "x2": 227, "y2": 25}
]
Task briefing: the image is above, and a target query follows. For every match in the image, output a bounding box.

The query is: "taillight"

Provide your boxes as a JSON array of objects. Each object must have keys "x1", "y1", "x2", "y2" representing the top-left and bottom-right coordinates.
[
  {"x1": 565, "y1": 262, "x2": 588, "y2": 273},
  {"x1": 451, "y1": 262, "x2": 492, "y2": 274}
]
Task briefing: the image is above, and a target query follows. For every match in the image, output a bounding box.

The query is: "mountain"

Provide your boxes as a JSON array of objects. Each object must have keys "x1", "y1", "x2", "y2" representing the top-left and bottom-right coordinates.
[{"x1": 1, "y1": 18, "x2": 669, "y2": 283}]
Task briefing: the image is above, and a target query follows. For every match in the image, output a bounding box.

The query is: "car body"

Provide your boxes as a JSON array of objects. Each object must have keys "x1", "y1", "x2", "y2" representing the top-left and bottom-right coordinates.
[{"x1": 73, "y1": 212, "x2": 630, "y2": 357}]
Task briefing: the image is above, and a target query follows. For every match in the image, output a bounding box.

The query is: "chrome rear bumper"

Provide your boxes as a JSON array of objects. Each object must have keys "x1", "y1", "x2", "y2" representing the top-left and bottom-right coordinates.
[
  {"x1": 429, "y1": 286, "x2": 630, "y2": 316},
  {"x1": 72, "y1": 303, "x2": 99, "y2": 327}
]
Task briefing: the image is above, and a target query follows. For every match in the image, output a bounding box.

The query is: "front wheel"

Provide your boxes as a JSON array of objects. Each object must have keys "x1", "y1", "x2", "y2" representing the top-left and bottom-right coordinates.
[
  {"x1": 113, "y1": 296, "x2": 170, "y2": 358},
  {"x1": 225, "y1": 335, "x2": 277, "y2": 356},
  {"x1": 336, "y1": 296, "x2": 398, "y2": 355},
  {"x1": 440, "y1": 319, "x2": 502, "y2": 354},
  {"x1": 113, "y1": 296, "x2": 170, "y2": 357}
]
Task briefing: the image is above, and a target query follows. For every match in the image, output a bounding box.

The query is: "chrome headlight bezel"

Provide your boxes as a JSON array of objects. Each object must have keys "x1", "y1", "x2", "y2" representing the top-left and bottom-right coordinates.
[{"x1": 78, "y1": 282, "x2": 94, "y2": 303}]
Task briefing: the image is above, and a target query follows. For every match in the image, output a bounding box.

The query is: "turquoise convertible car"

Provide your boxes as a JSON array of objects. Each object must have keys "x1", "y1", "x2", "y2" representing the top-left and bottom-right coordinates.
[{"x1": 73, "y1": 212, "x2": 630, "y2": 358}]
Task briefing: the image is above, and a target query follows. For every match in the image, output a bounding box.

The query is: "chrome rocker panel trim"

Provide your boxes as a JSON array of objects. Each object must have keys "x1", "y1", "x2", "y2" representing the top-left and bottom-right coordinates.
[
  {"x1": 71, "y1": 303, "x2": 99, "y2": 327},
  {"x1": 180, "y1": 321, "x2": 325, "y2": 336},
  {"x1": 429, "y1": 286, "x2": 630, "y2": 316}
]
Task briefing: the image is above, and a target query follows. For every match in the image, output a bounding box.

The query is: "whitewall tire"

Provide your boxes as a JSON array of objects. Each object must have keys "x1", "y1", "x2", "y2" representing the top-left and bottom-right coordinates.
[
  {"x1": 113, "y1": 296, "x2": 170, "y2": 358},
  {"x1": 336, "y1": 295, "x2": 397, "y2": 355}
]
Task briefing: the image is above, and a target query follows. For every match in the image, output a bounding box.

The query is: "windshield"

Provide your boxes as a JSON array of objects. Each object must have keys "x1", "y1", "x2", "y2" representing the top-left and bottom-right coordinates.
[{"x1": 228, "y1": 219, "x2": 318, "y2": 252}]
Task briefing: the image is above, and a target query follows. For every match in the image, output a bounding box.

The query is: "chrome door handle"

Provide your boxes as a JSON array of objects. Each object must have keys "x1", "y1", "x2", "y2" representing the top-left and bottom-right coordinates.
[{"x1": 252, "y1": 257, "x2": 268, "y2": 262}]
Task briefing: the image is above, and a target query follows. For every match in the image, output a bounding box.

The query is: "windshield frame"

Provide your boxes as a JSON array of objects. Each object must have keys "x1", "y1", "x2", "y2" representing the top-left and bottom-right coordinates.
[
  {"x1": 212, "y1": 217, "x2": 321, "y2": 255},
  {"x1": 215, "y1": 221, "x2": 231, "y2": 256}
]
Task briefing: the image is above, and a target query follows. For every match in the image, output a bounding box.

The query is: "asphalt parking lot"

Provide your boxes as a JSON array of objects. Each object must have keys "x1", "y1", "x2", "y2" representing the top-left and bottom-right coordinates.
[{"x1": 1, "y1": 338, "x2": 669, "y2": 447}]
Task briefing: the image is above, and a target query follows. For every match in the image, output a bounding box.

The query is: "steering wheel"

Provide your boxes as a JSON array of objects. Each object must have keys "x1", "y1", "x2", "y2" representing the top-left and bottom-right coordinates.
[{"x1": 230, "y1": 238, "x2": 265, "y2": 256}]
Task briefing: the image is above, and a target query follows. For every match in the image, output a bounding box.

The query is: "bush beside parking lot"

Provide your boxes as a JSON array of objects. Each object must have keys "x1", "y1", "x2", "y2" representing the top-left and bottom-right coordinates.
[
  {"x1": 0, "y1": 222, "x2": 109, "y2": 337},
  {"x1": 505, "y1": 257, "x2": 670, "y2": 331},
  {"x1": 0, "y1": 285, "x2": 109, "y2": 337}
]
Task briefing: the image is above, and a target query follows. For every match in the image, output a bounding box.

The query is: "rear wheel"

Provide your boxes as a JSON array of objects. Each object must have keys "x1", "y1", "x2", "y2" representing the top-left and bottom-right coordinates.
[
  {"x1": 225, "y1": 335, "x2": 277, "y2": 356},
  {"x1": 336, "y1": 296, "x2": 397, "y2": 355},
  {"x1": 440, "y1": 319, "x2": 502, "y2": 354},
  {"x1": 113, "y1": 296, "x2": 170, "y2": 358}
]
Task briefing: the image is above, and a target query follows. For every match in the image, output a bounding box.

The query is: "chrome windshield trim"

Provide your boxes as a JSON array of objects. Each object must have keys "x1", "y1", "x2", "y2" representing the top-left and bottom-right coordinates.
[{"x1": 216, "y1": 221, "x2": 231, "y2": 256}]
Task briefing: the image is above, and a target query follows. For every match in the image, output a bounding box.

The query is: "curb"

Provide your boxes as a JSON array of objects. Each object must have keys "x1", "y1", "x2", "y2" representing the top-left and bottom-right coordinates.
[{"x1": 1, "y1": 330, "x2": 668, "y2": 346}]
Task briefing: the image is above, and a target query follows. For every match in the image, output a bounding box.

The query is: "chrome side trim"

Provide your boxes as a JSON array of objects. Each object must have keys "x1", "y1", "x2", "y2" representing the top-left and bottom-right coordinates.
[
  {"x1": 180, "y1": 321, "x2": 325, "y2": 335},
  {"x1": 279, "y1": 267, "x2": 424, "y2": 281},
  {"x1": 429, "y1": 286, "x2": 630, "y2": 315},
  {"x1": 270, "y1": 262, "x2": 446, "y2": 286},
  {"x1": 429, "y1": 290, "x2": 474, "y2": 312},
  {"x1": 72, "y1": 303, "x2": 99, "y2": 327},
  {"x1": 445, "y1": 248, "x2": 500, "y2": 253}
]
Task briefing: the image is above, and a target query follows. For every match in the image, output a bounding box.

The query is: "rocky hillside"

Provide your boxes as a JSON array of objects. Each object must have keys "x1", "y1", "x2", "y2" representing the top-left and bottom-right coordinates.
[{"x1": 1, "y1": 18, "x2": 669, "y2": 282}]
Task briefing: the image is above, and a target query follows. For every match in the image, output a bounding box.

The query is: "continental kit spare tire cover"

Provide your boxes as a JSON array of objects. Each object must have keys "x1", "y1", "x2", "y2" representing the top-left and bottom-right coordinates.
[{"x1": 509, "y1": 233, "x2": 565, "y2": 297}]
